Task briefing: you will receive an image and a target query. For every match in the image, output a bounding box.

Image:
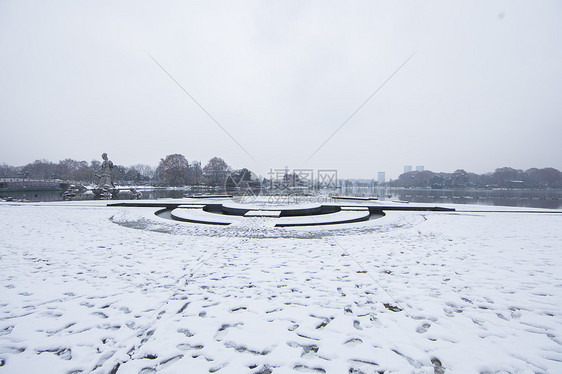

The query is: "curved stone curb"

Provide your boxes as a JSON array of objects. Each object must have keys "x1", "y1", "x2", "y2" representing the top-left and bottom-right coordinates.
[
  {"x1": 109, "y1": 201, "x2": 454, "y2": 227},
  {"x1": 221, "y1": 203, "x2": 324, "y2": 217},
  {"x1": 170, "y1": 207, "x2": 242, "y2": 226},
  {"x1": 275, "y1": 210, "x2": 372, "y2": 227}
]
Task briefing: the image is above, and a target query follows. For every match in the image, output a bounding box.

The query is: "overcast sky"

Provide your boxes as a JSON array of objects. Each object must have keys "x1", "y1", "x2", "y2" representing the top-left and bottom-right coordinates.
[{"x1": 1, "y1": 0, "x2": 560, "y2": 179}]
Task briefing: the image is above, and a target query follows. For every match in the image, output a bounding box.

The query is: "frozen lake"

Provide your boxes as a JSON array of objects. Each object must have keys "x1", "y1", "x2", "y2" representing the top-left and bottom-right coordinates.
[
  {"x1": 3, "y1": 187, "x2": 561, "y2": 209},
  {"x1": 0, "y1": 201, "x2": 561, "y2": 373}
]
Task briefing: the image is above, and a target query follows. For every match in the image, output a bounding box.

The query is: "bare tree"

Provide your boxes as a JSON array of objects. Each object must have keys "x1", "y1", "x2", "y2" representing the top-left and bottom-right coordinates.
[
  {"x1": 202, "y1": 157, "x2": 230, "y2": 186},
  {"x1": 189, "y1": 161, "x2": 202, "y2": 185},
  {"x1": 156, "y1": 154, "x2": 190, "y2": 186},
  {"x1": 119, "y1": 164, "x2": 156, "y2": 184},
  {"x1": 0, "y1": 163, "x2": 18, "y2": 178},
  {"x1": 57, "y1": 159, "x2": 91, "y2": 181},
  {"x1": 22, "y1": 159, "x2": 58, "y2": 180}
]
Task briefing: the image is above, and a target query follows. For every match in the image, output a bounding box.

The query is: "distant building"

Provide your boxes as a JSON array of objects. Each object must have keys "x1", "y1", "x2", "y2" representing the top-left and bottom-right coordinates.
[
  {"x1": 377, "y1": 172, "x2": 385, "y2": 185},
  {"x1": 416, "y1": 165, "x2": 425, "y2": 172},
  {"x1": 404, "y1": 165, "x2": 412, "y2": 174}
]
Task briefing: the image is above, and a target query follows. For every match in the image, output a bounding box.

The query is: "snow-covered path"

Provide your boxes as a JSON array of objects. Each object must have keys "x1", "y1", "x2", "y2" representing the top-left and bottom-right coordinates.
[{"x1": 1, "y1": 202, "x2": 561, "y2": 373}]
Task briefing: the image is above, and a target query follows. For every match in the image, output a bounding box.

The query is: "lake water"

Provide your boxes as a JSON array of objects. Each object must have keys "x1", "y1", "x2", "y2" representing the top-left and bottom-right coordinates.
[
  {"x1": 354, "y1": 187, "x2": 562, "y2": 210},
  {"x1": 2, "y1": 187, "x2": 561, "y2": 209}
]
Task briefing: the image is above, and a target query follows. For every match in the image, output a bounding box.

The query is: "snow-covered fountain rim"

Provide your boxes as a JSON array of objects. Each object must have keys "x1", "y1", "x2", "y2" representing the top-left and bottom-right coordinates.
[{"x1": 221, "y1": 200, "x2": 322, "y2": 211}]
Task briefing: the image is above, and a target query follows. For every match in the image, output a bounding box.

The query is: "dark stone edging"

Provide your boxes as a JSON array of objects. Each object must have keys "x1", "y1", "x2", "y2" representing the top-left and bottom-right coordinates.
[{"x1": 109, "y1": 202, "x2": 456, "y2": 227}]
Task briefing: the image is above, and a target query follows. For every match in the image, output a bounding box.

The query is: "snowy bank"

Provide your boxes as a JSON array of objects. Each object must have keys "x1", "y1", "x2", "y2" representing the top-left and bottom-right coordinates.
[{"x1": 0, "y1": 201, "x2": 561, "y2": 373}]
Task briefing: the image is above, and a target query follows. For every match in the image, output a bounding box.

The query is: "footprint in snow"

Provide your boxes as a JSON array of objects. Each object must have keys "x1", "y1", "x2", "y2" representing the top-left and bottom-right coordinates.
[
  {"x1": 92, "y1": 311, "x2": 108, "y2": 319},
  {"x1": 176, "y1": 343, "x2": 203, "y2": 351},
  {"x1": 0, "y1": 326, "x2": 14, "y2": 336},
  {"x1": 293, "y1": 364, "x2": 326, "y2": 373},
  {"x1": 4, "y1": 347, "x2": 25, "y2": 354},
  {"x1": 177, "y1": 328, "x2": 194, "y2": 337},
  {"x1": 344, "y1": 338, "x2": 363, "y2": 345},
  {"x1": 416, "y1": 323, "x2": 431, "y2": 333}
]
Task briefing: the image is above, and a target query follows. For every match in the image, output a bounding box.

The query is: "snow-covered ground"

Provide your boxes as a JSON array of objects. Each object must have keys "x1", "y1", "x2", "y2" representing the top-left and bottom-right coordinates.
[{"x1": 1, "y1": 201, "x2": 561, "y2": 373}]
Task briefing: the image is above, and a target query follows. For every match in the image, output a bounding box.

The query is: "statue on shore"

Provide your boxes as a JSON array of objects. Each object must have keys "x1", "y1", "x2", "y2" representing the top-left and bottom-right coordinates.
[
  {"x1": 96, "y1": 153, "x2": 115, "y2": 189},
  {"x1": 94, "y1": 153, "x2": 118, "y2": 199}
]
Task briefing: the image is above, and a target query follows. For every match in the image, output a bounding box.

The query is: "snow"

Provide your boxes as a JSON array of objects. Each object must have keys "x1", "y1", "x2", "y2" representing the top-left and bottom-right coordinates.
[
  {"x1": 222, "y1": 200, "x2": 322, "y2": 211},
  {"x1": 340, "y1": 206, "x2": 369, "y2": 211},
  {"x1": 1, "y1": 200, "x2": 561, "y2": 373},
  {"x1": 275, "y1": 210, "x2": 370, "y2": 227},
  {"x1": 244, "y1": 211, "x2": 282, "y2": 218},
  {"x1": 171, "y1": 208, "x2": 243, "y2": 225}
]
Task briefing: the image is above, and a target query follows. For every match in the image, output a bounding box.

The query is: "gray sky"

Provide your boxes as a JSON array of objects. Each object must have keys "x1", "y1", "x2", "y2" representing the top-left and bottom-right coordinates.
[{"x1": 1, "y1": 0, "x2": 561, "y2": 179}]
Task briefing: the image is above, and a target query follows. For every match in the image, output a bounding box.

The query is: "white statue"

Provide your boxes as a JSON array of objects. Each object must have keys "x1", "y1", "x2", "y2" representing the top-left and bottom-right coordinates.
[{"x1": 96, "y1": 153, "x2": 115, "y2": 189}]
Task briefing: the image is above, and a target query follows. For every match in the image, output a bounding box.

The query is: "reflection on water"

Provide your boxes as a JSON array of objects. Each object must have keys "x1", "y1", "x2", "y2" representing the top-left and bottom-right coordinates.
[
  {"x1": 342, "y1": 187, "x2": 562, "y2": 210},
  {"x1": 2, "y1": 187, "x2": 561, "y2": 209}
]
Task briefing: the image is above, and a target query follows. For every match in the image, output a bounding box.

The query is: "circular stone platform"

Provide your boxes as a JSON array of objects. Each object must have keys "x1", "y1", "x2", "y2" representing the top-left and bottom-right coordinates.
[
  {"x1": 109, "y1": 197, "x2": 454, "y2": 228},
  {"x1": 221, "y1": 201, "x2": 324, "y2": 217},
  {"x1": 163, "y1": 200, "x2": 375, "y2": 227}
]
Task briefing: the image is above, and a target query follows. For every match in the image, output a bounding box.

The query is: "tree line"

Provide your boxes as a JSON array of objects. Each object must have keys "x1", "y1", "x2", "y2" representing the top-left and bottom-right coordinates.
[
  {"x1": 0, "y1": 154, "x2": 253, "y2": 187},
  {"x1": 2, "y1": 157, "x2": 560, "y2": 189},
  {"x1": 389, "y1": 167, "x2": 562, "y2": 189}
]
